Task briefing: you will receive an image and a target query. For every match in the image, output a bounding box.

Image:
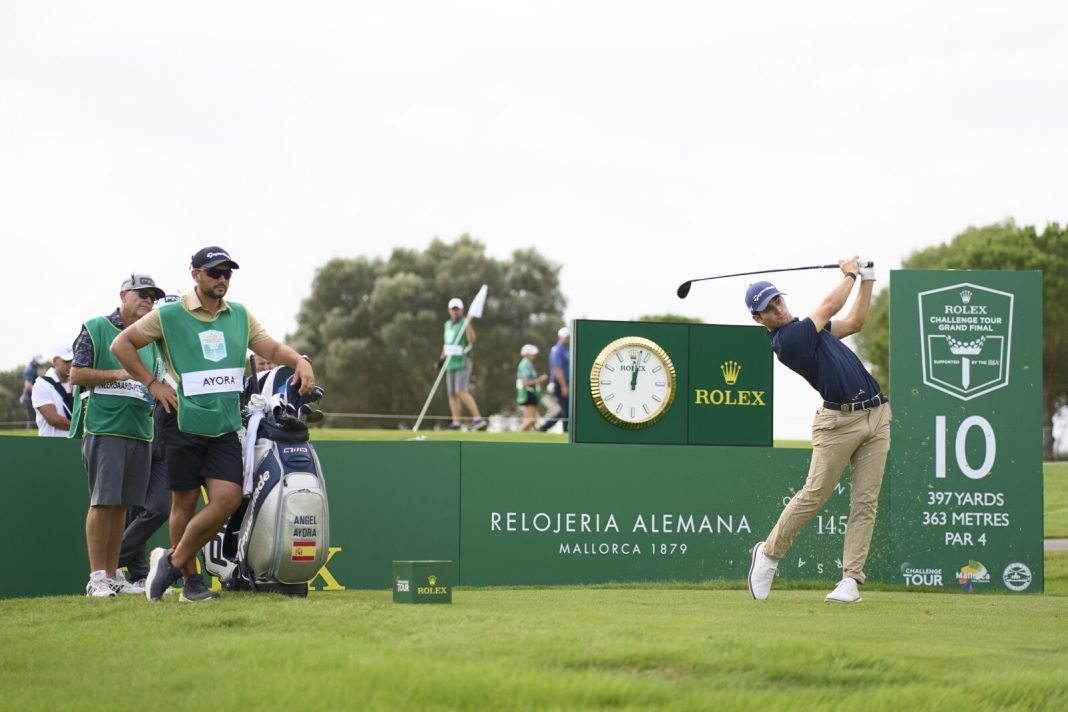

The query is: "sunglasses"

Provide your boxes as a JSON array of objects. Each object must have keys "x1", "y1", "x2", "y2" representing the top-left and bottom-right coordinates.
[
  {"x1": 205, "y1": 267, "x2": 233, "y2": 279},
  {"x1": 134, "y1": 289, "x2": 158, "y2": 301}
]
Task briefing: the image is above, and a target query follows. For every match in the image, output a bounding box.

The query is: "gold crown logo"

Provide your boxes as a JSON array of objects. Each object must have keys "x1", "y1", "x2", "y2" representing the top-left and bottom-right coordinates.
[
  {"x1": 720, "y1": 360, "x2": 741, "y2": 385},
  {"x1": 960, "y1": 289, "x2": 972, "y2": 304},
  {"x1": 428, "y1": 575, "x2": 437, "y2": 586}
]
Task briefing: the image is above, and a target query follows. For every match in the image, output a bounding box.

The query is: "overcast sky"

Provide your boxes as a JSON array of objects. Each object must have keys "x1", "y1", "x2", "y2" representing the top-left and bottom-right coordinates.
[{"x1": 2, "y1": 2, "x2": 1064, "y2": 438}]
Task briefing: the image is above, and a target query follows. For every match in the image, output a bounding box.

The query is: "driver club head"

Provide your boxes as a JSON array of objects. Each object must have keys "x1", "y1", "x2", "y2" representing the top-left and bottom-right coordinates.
[{"x1": 676, "y1": 281, "x2": 693, "y2": 299}]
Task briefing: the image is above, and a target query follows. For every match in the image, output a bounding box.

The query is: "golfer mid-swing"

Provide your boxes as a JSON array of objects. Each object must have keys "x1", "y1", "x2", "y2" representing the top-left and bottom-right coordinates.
[{"x1": 746, "y1": 256, "x2": 891, "y2": 603}]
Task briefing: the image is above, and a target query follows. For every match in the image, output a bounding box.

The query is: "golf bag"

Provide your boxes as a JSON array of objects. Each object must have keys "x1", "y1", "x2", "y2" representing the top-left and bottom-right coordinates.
[{"x1": 203, "y1": 363, "x2": 329, "y2": 596}]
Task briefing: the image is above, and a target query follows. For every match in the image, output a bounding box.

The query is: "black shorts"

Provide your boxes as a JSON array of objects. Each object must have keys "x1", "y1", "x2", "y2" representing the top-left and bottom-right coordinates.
[
  {"x1": 160, "y1": 408, "x2": 243, "y2": 491},
  {"x1": 521, "y1": 391, "x2": 539, "y2": 406}
]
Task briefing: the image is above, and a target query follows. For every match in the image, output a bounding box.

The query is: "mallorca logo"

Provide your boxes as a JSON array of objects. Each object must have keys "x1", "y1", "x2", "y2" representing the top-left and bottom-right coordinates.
[
  {"x1": 198, "y1": 329, "x2": 227, "y2": 363},
  {"x1": 956, "y1": 560, "x2": 990, "y2": 591},
  {"x1": 1002, "y1": 562, "x2": 1032, "y2": 592},
  {"x1": 918, "y1": 283, "x2": 1013, "y2": 400}
]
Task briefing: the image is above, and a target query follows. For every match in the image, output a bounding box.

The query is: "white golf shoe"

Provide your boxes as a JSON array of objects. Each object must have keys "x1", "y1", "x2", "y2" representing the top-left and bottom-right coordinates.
[
  {"x1": 109, "y1": 573, "x2": 144, "y2": 595},
  {"x1": 825, "y1": 577, "x2": 862, "y2": 603},
  {"x1": 85, "y1": 577, "x2": 116, "y2": 598},
  {"x1": 748, "y1": 541, "x2": 778, "y2": 601}
]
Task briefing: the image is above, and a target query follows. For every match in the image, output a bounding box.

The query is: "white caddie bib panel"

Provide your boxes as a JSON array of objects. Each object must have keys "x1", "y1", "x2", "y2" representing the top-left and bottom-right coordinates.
[
  {"x1": 94, "y1": 379, "x2": 150, "y2": 401},
  {"x1": 180, "y1": 367, "x2": 246, "y2": 397}
]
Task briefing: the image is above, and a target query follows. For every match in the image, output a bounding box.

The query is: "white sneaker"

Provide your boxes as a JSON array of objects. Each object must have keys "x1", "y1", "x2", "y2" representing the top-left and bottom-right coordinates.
[
  {"x1": 85, "y1": 577, "x2": 116, "y2": 598},
  {"x1": 109, "y1": 573, "x2": 144, "y2": 596},
  {"x1": 748, "y1": 541, "x2": 778, "y2": 601},
  {"x1": 825, "y1": 577, "x2": 862, "y2": 603}
]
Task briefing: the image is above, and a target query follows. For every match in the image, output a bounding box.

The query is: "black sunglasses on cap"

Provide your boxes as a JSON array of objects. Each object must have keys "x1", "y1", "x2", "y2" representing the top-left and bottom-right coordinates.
[{"x1": 204, "y1": 267, "x2": 233, "y2": 279}]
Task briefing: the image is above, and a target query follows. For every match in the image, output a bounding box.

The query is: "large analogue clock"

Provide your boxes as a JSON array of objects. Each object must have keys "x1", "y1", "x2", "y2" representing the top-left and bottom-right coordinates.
[{"x1": 590, "y1": 336, "x2": 677, "y2": 429}]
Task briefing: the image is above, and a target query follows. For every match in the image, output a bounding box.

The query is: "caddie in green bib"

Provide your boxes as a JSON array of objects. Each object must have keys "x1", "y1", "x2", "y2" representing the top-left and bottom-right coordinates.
[
  {"x1": 158, "y1": 301, "x2": 250, "y2": 437},
  {"x1": 69, "y1": 316, "x2": 161, "y2": 441}
]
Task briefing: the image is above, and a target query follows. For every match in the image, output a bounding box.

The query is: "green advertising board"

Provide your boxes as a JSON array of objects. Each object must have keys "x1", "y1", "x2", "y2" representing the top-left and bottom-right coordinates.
[
  {"x1": 458, "y1": 442, "x2": 863, "y2": 586},
  {"x1": 571, "y1": 320, "x2": 772, "y2": 446},
  {"x1": 888, "y1": 270, "x2": 1043, "y2": 593},
  {"x1": 2, "y1": 437, "x2": 863, "y2": 597}
]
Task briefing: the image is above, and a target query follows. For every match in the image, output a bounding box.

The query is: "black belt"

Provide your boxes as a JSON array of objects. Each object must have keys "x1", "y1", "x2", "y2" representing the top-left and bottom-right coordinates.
[{"x1": 823, "y1": 393, "x2": 888, "y2": 413}]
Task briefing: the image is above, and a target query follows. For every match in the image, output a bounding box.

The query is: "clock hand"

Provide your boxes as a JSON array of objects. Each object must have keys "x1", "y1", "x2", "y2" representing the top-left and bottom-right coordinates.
[{"x1": 630, "y1": 352, "x2": 640, "y2": 390}]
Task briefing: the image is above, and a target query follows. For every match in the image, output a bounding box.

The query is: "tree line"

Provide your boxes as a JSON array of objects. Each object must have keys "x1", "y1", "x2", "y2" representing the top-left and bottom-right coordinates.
[{"x1": 2, "y1": 225, "x2": 1064, "y2": 457}]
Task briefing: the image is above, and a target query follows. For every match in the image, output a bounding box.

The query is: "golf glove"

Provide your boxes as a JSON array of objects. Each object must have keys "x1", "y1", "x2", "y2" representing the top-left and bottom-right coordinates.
[{"x1": 858, "y1": 259, "x2": 876, "y2": 282}]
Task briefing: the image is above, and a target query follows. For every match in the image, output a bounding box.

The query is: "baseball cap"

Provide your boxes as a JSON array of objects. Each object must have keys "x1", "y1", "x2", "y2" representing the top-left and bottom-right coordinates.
[
  {"x1": 448, "y1": 297, "x2": 463, "y2": 310},
  {"x1": 120, "y1": 273, "x2": 166, "y2": 300},
  {"x1": 745, "y1": 281, "x2": 786, "y2": 313},
  {"x1": 32, "y1": 352, "x2": 44, "y2": 364},
  {"x1": 191, "y1": 246, "x2": 240, "y2": 270},
  {"x1": 521, "y1": 344, "x2": 539, "y2": 356},
  {"x1": 54, "y1": 344, "x2": 74, "y2": 361},
  {"x1": 557, "y1": 326, "x2": 570, "y2": 338}
]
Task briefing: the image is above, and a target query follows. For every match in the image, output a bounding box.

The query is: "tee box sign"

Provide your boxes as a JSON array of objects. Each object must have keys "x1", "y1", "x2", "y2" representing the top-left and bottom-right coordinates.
[
  {"x1": 571, "y1": 320, "x2": 772, "y2": 446},
  {"x1": 889, "y1": 270, "x2": 1043, "y2": 593},
  {"x1": 393, "y1": 560, "x2": 453, "y2": 604}
]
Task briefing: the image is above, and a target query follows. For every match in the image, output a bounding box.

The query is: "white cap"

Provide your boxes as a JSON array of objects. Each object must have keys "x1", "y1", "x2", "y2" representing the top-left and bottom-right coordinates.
[
  {"x1": 558, "y1": 326, "x2": 570, "y2": 338},
  {"x1": 32, "y1": 352, "x2": 44, "y2": 364},
  {"x1": 54, "y1": 344, "x2": 74, "y2": 361},
  {"x1": 448, "y1": 297, "x2": 463, "y2": 310},
  {"x1": 521, "y1": 344, "x2": 539, "y2": 356}
]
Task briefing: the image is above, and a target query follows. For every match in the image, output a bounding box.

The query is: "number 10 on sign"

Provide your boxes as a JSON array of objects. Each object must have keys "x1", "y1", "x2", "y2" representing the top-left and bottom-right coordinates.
[{"x1": 934, "y1": 415, "x2": 996, "y2": 480}]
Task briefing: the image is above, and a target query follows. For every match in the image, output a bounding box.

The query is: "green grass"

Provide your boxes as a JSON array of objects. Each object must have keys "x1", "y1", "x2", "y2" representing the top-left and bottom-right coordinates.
[
  {"x1": 2, "y1": 577, "x2": 1067, "y2": 711},
  {"x1": 1044, "y1": 462, "x2": 1068, "y2": 537},
  {"x1": 2, "y1": 429, "x2": 1065, "y2": 709}
]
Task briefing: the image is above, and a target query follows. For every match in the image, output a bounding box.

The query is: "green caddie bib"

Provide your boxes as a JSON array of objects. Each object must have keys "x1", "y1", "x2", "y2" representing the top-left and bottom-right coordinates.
[
  {"x1": 68, "y1": 316, "x2": 161, "y2": 441},
  {"x1": 158, "y1": 300, "x2": 250, "y2": 437}
]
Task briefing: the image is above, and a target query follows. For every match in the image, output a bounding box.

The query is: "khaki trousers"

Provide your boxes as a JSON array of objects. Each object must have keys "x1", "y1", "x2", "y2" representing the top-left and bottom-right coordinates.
[{"x1": 764, "y1": 403, "x2": 891, "y2": 584}]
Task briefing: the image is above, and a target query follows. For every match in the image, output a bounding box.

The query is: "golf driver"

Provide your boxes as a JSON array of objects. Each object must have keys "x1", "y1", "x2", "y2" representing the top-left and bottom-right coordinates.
[{"x1": 676, "y1": 261, "x2": 874, "y2": 299}]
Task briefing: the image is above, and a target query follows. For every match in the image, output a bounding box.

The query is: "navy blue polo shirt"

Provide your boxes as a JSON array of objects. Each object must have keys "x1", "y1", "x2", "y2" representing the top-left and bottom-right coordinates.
[{"x1": 768, "y1": 318, "x2": 882, "y2": 404}]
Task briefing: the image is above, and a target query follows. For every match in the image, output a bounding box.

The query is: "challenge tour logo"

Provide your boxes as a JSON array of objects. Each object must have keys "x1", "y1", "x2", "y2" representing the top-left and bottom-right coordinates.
[
  {"x1": 918, "y1": 283, "x2": 1013, "y2": 400},
  {"x1": 198, "y1": 329, "x2": 228, "y2": 362}
]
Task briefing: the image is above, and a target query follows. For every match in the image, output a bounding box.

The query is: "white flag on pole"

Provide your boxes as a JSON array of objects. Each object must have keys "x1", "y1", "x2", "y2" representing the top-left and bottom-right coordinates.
[{"x1": 467, "y1": 284, "x2": 489, "y2": 319}]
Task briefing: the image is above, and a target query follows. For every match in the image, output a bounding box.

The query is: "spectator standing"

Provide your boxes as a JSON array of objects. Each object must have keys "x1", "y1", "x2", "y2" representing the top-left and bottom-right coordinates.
[
  {"x1": 69, "y1": 273, "x2": 166, "y2": 597},
  {"x1": 31, "y1": 345, "x2": 74, "y2": 437},
  {"x1": 21, "y1": 353, "x2": 46, "y2": 428},
  {"x1": 516, "y1": 343, "x2": 547, "y2": 431},
  {"x1": 441, "y1": 297, "x2": 486, "y2": 430},
  {"x1": 110, "y1": 246, "x2": 317, "y2": 602},
  {"x1": 537, "y1": 327, "x2": 571, "y2": 433}
]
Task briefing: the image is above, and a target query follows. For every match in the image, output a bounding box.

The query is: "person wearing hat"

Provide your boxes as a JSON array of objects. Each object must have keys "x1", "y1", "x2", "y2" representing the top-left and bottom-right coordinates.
[
  {"x1": 21, "y1": 353, "x2": 48, "y2": 428},
  {"x1": 109, "y1": 246, "x2": 317, "y2": 602},
  {"x1": 69, "y1": 272, "x2": 167, "y2": 597},
  {"x1": 441, "y1": 297, "x2": 486, "y2": 430},
  {"x1": 515, "y1": 343, "x2": 548, "y2": 431},
  {"x1": 31, "y1": 344, "x2": 74, "y2": 437},
  {"x1": 537, "y1": 326, "x2": 571, "y2": 433},
  {"x1": 745, "y1": 256, "x2": 890, "y2": 605}
]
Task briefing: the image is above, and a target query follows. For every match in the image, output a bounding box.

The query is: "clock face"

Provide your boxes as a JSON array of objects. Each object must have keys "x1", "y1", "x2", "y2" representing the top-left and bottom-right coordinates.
[{"x1": 590, "y1": 336, "x2": 677, "y2": 429}]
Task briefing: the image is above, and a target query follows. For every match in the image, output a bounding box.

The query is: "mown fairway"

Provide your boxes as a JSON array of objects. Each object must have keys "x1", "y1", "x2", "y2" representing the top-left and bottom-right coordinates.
[{"x1": 2, "y1": 571, "x2": 1067, "y2": 711}]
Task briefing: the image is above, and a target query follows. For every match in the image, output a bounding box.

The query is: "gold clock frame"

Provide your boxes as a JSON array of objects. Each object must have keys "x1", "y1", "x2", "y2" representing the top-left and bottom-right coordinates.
[{"x1": 589, "y1": 336, "x2": 678, "y2": 429}]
